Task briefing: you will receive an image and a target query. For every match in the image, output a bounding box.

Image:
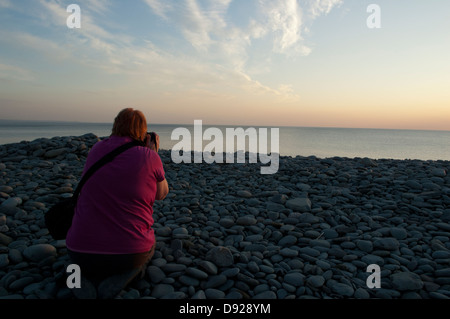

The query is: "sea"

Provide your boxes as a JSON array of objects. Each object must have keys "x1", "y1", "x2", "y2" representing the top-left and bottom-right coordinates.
[{"x1": 1, "y1": 120, "x2": 449, "y2": 161}]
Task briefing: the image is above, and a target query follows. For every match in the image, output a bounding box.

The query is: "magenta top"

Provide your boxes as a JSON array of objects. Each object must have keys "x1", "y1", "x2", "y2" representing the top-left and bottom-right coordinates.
[{"x1": 66, "y1": 135, "x2": 165, "y2": 255}]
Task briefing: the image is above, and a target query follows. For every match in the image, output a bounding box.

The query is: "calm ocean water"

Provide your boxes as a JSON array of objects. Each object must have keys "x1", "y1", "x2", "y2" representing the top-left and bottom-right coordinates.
[{"x1": 1, "y1": 120, "x2": 449, "y2": 161}]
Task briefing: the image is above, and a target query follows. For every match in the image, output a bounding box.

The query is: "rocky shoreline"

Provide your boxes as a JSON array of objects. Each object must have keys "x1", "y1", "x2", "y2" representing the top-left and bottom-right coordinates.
[{"x1": 1, "y1": 133, "x2": 450, "y2": 299}]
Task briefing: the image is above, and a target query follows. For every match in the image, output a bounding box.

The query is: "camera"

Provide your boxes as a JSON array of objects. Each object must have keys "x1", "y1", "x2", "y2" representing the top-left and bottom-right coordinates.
[
  {"x1": 148, "y1": 132, "x2": 156, "y2": 144},
  {"x1": 143, "y1": 132, "x2": 157, "y2": 149}
]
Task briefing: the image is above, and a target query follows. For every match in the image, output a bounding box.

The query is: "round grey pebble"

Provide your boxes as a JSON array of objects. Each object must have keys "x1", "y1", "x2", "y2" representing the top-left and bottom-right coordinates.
[
  {"x1": 147, "y1": 265, "x2": 166, "y2": 283},
  {"x1": 205, "y1": 288, "x2": 225, "y2": 299},
  {"x1": 307, "y1": 275, "x2": 325, "y2": 288},
  {"x1": 284, "y1": 273, "x2": 305, "y2": 287},
  {"x1": 252, "y1": 291, "x2": 277, "y2": 299},
  {"x1": 206, "y1": 246, "x2": 234, "y2": 267},
  {"x1": 330, "y1": 282, "x2": 354, "y2": 297},
  {"x1": 0, "y1": 254, "x2": 9, "y2": 268},
  {"x1": 391, "y1": 272, "x2": 424, "y2": 291},
  {"x1": 356, "y1": 240, "x2": 373, "y2": 253},
  {"x1": 151, "y1": 284, "x2": 174, "y2": 298},
  {"x1": 22, "y1": 244, "x2": 56, "y2": 263},
  {"x1": 186, "y1": 267, "x2": 209, "y2": 280}
]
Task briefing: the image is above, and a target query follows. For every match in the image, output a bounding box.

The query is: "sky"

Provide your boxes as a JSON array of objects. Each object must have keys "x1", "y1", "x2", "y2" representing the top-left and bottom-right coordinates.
[{"x1": 0, "y1": 0, "x2": 449, "y2": 130}]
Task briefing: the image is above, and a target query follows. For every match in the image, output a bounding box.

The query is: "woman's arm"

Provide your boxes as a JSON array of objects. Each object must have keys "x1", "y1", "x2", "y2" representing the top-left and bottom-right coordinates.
[{"x1": 155, "y1": 178, "x2": 169, "y2": 201}]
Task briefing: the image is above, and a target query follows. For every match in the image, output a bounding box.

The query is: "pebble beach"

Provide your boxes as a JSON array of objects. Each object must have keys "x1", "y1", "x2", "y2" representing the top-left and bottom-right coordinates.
[{"x1": 1, "y1": 133, "x2": 450, "y2": 300}]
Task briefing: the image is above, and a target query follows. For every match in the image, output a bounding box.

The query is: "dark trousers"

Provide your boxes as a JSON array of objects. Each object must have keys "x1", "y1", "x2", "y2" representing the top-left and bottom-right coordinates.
[{"x1": 68, "y1": 244, "x2": 156, "y2": 285}]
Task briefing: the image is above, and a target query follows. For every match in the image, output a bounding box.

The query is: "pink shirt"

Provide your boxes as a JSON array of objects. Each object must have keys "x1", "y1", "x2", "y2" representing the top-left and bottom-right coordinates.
[{"x1": 66, "y1": 135, "x2": 165, "y2": 255}]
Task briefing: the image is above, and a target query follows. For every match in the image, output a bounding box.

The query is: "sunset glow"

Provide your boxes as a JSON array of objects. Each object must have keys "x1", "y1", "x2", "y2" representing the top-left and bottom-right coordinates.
[{"x1": 1, "y1": 0, "x2": 449, "y2": 130}]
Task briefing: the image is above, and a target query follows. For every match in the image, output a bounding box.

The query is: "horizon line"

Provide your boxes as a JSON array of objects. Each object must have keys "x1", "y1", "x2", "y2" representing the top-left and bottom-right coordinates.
[{"x1": 0, "y1": 118, "x2": 449, "y2": 133}]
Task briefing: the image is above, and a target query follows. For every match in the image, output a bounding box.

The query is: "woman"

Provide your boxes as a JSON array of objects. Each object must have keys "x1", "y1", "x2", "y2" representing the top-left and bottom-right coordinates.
[{"x1": 66, "y1": 108, "x2": 169, "y2": 299}]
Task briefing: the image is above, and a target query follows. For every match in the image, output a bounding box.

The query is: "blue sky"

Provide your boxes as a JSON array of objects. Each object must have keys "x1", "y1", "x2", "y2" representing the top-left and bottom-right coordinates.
[{"x1": 0, "y1": 0, "x2": 449, "y2": 130}]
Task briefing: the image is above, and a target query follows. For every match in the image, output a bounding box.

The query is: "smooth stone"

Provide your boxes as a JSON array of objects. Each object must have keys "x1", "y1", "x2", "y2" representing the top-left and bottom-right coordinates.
[
  {"x1": 22, "y1": 244, "x2": 56, "y2": 262},
  {"x1": 219, "y1": 218, "x2": 235, "y2": 228},
  {"x1": 205, "y1": 274, "x2": 227, "y2": 289},
  {"x1": 389, "y1": 227, "x2": 408, "y2": 240},
  {"x1": 361, "y1": 158, "x2": 378, "y2": 167},
  {"x1": 431, "y1": 168, "x2": 447, "y2": 177},
  {"x1": 179, "y1": 275, "x2": 200, "y2": 287},
  {"x1": 151, "y1": 258, "x2": 167, "y2": 268},
  {"x1": 278, "y1": 235, "x2": 297, "y2": 247},
  {"x1": 222, "y1": 267, "x2": 240, "y2": 277},
  {"x1": 270, "y1": 194, "x2": 287, "y2": 204},
  {"x1": 205, "y1": 288, "x2": 225, "y2": 299},
  {"x1": 8, "y1": 249, "x2": 23, "y2": 264},
  {"x1": 0, "y1": 233, "x2": 13, "y2": 246},
  {"x1": 0, "y1": 186, "x2": 14, "y2": 194},
  {"x1": 283, "y1": 273, "x2": 305, "y2": 287},
  {"x1": 356, "y1": 240, "x2": 373, "y2": 253},
  {"x1": 435, "y1": 268, "x2": 450, "y2": 277},
  {"x1": 298, "y1": 213, "x2": 320, "y2": 224},
  {"x1": 9, "y1": 277, "x2": 34, "y2": 290},
  {"x1": 432, "y1": 251, "x2": 450, "y2": 259},
  {"x1": 198, "y1": 260, "x2": 218, "y2": 275},
  {"x1": 373, "y1": 238, "x2": 400, "y2": 251},
  {"x1": 186, "y1": 267, "x2": 209, "y2": 280},
  {"x1": 252, "y1": 291, "x2": 276, "y2": 299},
  {"x1": 266, "y1": 202, "x2": 285, "y2": 212},
  {"x1": 429, "y1": 292, "x2": 450, "y2": 299},
  {"x1": 161, "y1": 263, "x2": 186, "y2": 273},
  {"x1": 151, "y1": 284, "x2": 174, "y2": 298},
  {"x1": 329, "y1": 282, "x2": 354, "y2": 297},
  {"x1": 206, "y1": 246, "x2": 234, "y2": 267},
  {"x1": 361, "y1": 254, "x2": 385, "y2": 266},
  {"x1": 122, "y1": 289, "x2": 140, "y2": 299},
  {"x1": 236, "y1": 190, "x2": 252, "y2": 198},
  {"x1": 236, "y1": 215, "x2": 257, "y2": 226},
  {"x1": 299, "y1": 247, "x2": 320, "y2": 257},
  {"x1": 156, "y1": 227, "x2": 172, "y2": 237},
  {"x1": 307, "y1": 275, "x2": 325, "y2": 288},
  {"x1": 0, "y1": 254, "x2": 9, "y2": 268},
  {"x1": 0, "y1": 197, "x2": 22, "y2": 208},
  {"x1": 406, "y1": 180, "x2": 422, "y2": 190},
  {"x1": 192, "y1": 290, "x2": 207, "y2": 299},
  {"x1": 280, "y1": 248, "x2": 298, "y2": 257},
  {"x1": 354, "y1": 288, "x2": 371, "y2": 299},
  {"x1": 23, "y1": 282, "x2": 42, "y2": 295},
  {"x1": 44, "y1": 148, "x2": 68, "y2": 158},
  {"x1": 147, "y1": 265, "x2": 166, "y2": 283},
  {"x1": 286, "y1": 198, "x2": 312, "y2": 212},
  {"x1": 391, "y1": 272, "x2": 424, "y2": 291},
  {"x1": 322, "y1": 229, "x2": 338, "y2": 239},
  {"x1": 172, "y1": 227, "x2": 189, "y2": 239}
]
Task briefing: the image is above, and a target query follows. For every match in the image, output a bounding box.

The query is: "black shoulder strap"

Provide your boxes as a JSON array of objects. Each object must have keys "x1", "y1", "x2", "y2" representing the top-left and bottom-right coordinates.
[{"x1": 72, "y1": 140, "x2": 143, "y2": 201}]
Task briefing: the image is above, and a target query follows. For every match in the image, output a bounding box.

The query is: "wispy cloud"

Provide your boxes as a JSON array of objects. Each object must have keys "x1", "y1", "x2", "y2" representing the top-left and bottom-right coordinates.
[
  {"x1": 0, "y1": 63, "x2": 35, "y2": 82},
  {"x1": 259, "y1": 0, "x2": 342, "y2": 55},
  {"x1": 142, "y1": 0, "x2": 342, "y2": 61},
  {"x1": 1, "y1": 0, "x2": 342, "y2": 107},
  {"x1": 307, "y1": 0, "x2": 343, "y2": 18},
  {"x1": 143, "y1": 0, "x2": 173, "y2": 20},
  {"x1": 0, "y1": 0, "x2": 11, "y2": 8},
  {"x1": 261, "y1": 0, "x2": 305, "y2": 54},
  {"x1": 0, "y1": 30, "x2": 72, "y2": 62},
  {"x1": 139, "y1": 0, "x2": 342, "y2": 99}
]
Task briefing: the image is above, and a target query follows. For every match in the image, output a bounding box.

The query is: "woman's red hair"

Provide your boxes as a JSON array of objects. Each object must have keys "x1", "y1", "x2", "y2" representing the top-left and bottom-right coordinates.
[{"x1": 111, "y1": 108, "x2": 147, "y2": 142}]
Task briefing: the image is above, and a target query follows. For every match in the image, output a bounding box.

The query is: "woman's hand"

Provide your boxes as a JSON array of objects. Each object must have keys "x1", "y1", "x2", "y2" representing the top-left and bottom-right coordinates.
[{"x1": 147, "y1": 132, "x2": 160, "y2": 153}]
